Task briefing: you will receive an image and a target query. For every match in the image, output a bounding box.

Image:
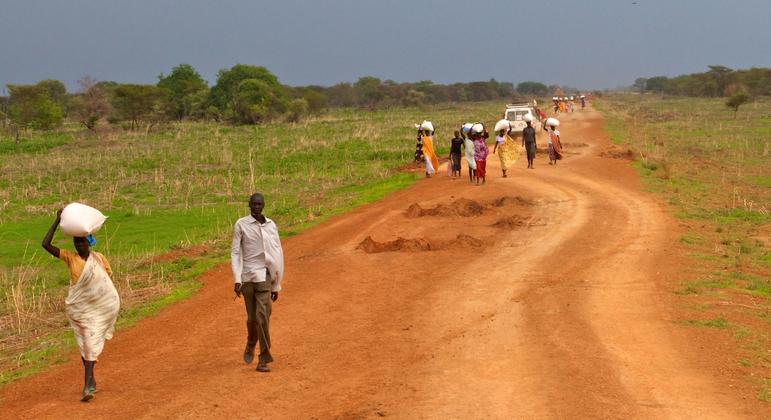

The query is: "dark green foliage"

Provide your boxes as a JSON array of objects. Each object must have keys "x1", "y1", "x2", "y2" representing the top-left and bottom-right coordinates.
[
  {"x1": 320, "y1": 77, "x2": 515, "y2": 108},
  {"x1": 110, "y1": 84, "x2": 174, "y2": 128},
  {"x1": 725, "y1": 91, "x2": 750, "y2": 117},
  {"x1": 6, "y1": 82, "x2": 65, "y2": 130},
  {"x1": 645, "y1": 76, "x2": 668, "y2": 93},
  {"x1": 636, "y1": 66, "x2": 771, "y2": 97},
  {"x1": 517, "y1": 81, "x2": 549, "y2": 96},
  {"x1": 208, "y1": 64, "x2": 288, "y2": 123},
  {"x1": 157, "y1": 64, "x2": 209, "y2": 119}
]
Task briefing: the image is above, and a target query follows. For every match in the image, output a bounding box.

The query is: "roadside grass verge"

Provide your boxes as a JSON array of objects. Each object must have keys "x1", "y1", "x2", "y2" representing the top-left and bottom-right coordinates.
[
  {"x1": 0, "y1": 101, "x2": 505, "y2": 386},
  {"x1": 596, "y1": 94, "x2": 770, "y2": 400}
]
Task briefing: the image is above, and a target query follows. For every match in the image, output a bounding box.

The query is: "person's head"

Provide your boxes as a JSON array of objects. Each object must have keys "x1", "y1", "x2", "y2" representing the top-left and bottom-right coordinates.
[
  {"x1": 498, "y1": 129, "x2": 505, "y2": 136},
  {"x1": 423, "y1": 129, "x2": 431, "y2": 136},
  {"x1": 73, "y1": 236, "x2": 90, "y2": 255},
  {"x1": 550, "y1": 125, "x2": 556, "y2": 131},
  {"x1": 249, "y1": 193, "x2": 265, "y2": 218},
  {"x1": 454, "y1": 130, "x2": 460, "y2": 138},
  {"x1": 526, "y1": 121, "x2": 532, "y2": 127}
]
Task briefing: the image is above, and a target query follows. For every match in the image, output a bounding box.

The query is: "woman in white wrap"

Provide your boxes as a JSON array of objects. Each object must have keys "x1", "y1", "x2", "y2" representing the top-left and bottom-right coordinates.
[
  {"x1": 461, "y1": 122, "x2": 477, "y2": 182},
  {"x1": 42, "y1": 209, "x2": 120, "y2": 402}
]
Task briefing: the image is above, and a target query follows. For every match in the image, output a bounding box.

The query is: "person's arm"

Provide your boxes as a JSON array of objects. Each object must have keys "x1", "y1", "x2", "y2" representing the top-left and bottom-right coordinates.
[
  {"x1": 231, "y1": 222, "x2": 243, "y2": 298},
  {"x1": 41, "y1": 209, "x2": 62, "y2": 258},
  {"x1": 492, "y1": 141, "x2": 498, "y2": 154},
  {"x1": 100, "y1": 254, "x2": 114, "y2": 278}
]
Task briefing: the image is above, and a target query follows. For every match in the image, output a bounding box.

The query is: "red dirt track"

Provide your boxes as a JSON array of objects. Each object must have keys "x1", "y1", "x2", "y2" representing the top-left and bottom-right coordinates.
[{"x1": 1, "y1": 108, "x2": 767, "y2": 418}]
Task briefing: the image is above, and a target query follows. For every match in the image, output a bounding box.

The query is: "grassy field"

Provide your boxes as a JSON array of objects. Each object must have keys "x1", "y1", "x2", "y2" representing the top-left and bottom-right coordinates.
[
  {"x1": 595, "y1": 94, "x2": 770, "y2": 399},
  {"x1": 0, "y1": 101, "x2": 506, "y2": 385}
]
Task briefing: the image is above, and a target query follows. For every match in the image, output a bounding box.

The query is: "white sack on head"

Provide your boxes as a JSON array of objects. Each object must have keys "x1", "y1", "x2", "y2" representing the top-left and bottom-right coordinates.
[
  {"x1": 461, "y1": 122, "x2": 473, "y2": 133},
  {"x1": 60, "y1": 203, "x2": 107, "y2": 237},
  {"x1": 471, "y1": 123, "x2": 484, "y2": 134},
  {"x1": 546, "y1": 117, "x2": 560, "y2": 127},
  {"x1": 420, "y1": 120, "x2": 434, "y2": 132},
  {"x1": 523, "y1": 114, "x2": 534, "y2": 122},
  {"x1": 494, "y1": 119, "x2": 510, "y2": 132}
]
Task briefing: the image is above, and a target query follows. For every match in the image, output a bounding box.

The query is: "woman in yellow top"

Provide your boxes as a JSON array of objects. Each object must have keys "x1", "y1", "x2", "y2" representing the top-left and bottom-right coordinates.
[
  {"x1": 42, "y1": 209, "x2": 120, "y2": 402},
  {"x1": 492, "y1": 126, "x2": 520, "y2": 178}
]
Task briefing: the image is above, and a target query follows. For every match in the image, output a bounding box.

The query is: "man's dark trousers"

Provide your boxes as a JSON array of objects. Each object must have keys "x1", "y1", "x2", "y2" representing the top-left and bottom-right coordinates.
[{"x1": 241, "y1": 280, "x2": 273, "y2": 364}]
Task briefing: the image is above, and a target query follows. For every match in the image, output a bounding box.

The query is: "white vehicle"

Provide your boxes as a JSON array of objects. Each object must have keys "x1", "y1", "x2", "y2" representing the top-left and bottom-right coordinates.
[{"x1": 503, "y1": 102, "x2": 540, "y2": 134}]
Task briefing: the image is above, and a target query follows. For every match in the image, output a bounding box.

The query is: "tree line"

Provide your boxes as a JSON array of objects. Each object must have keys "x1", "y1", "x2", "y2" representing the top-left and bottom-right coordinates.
[
  {"x1": 633, "y1": 65, "x2": 771, "y2": 98},
  {"x1": 0, "y1": 63, "x2": 569, "y2": 134}
]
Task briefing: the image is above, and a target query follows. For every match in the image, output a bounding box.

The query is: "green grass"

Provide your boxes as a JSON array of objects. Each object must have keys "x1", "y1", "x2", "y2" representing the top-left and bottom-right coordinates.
[
  {"x1": 680, "y1": 317, "x2": 731, "y2": 329},
  {"x1": 0, "y1": 100, "x2": 508, "y2": 386}
]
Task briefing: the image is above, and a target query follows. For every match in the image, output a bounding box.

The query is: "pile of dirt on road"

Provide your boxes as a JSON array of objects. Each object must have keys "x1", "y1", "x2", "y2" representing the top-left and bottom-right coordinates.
[
  {"x1": 357, "y1": 236, "x2": 432, "y2": 252},
  {"x1": 491, "y1": 196, "x2": 534, "y2": 207},
  {"x1": 357, "y1": 234, "x2": 486, "y2": 253},
  {"x1": 492, "y1": 215, "x2": 528, "y2": 230},
  {"x1": 405, "y1": 198, "x2": 485, "y2": 218}
]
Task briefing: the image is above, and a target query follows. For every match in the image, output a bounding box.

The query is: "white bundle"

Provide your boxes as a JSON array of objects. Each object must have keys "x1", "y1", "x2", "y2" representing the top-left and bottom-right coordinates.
[
  {"x1": 471, "y1": 123, "x2": 484, "y2": 134},
  {"x1": 60, "y1": 202, "x2": 107, "y2": 237},
  {"x1": 461, "y1": 122, "x2": 473, "y2": 133},
  {"x1": 523, "y1": 114, "x2": 534, "y2": 122},
  {"x1": 494, "y1": 119, "x2": 510, "y2": 132},
  {"x1": 546, "y1": 117, "x2": 560, "y2": 127},
  {"x1": 420, "y1": 120, "x2": 434, "y2": 132}
]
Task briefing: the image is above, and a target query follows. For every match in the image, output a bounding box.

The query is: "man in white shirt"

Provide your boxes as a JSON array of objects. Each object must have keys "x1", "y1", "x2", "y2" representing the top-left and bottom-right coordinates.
[{"x1": 231, "y1": 193, "x2": 285, "y2": 372}]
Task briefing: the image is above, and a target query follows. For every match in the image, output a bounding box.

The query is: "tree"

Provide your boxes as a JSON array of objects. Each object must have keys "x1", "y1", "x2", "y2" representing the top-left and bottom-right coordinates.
[
  {"x1": 645, "y1": 76, "x2": 668, "y2": 93},
  {"x1": 208, "y1": 64, "x2": 288, "y2": 123},
  {"x1": 70, "y1": 76, "x2": 112, "y2": 130},
  {"x1": 725, "y1": 91, "x2": 750, "y2": 118},
  {"x1": 7, "y1": 83, "x2": 64, "y2": 131},
  {"x1": 110, "y1": 84, "x2": 173, "y2": 129},
  {"x1": 517, "y1": 81, "x2": 549, "y2": 96},
  {"x1": 354, "y1": 76, "x2": 385, "y2": 107},
  {"x1": 633, "y1": 77, "x2": 648, "y2": 93},
  {"x1": 707, "y1": 65, "x2": 734, "y2": 96},
  {"x1": 157, "y1": 64, "x2": 208, "y2": 119}
]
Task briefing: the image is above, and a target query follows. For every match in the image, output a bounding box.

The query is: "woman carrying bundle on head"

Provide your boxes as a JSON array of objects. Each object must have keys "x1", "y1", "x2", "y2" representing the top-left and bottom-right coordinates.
[
  {"x1": 461, "y1": 123, "x2": 476, "y2": 183},
  {"x1": 41, "y1": 204, "x2": 119, "y2": 402},
  {"x1": 416, "y1": 121, "x2": 439, "y2": 178},
  {"x1": 492, "y1": 119, "x2": 519, "y2": 178},
  {"x1": 545, "y1": 118, "x2": 563, "y2": 165},
  {"x1": 471, "y1": 123, "x2": 489, "y2": 185},
  {"x1": 414, "y1": 127, "x2": 424, "y2": 163}
]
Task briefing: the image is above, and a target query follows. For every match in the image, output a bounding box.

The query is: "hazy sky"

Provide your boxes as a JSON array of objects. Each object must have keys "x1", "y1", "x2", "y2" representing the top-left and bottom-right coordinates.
[{"x1": 2, "y1": 0, "x2": 770, "y2": 92}]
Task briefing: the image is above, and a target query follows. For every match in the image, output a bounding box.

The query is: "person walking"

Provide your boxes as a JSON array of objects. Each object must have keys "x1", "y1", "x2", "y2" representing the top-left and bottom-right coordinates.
[
  {"x1": 232, "y1": 193, "x2": 285, "y2": 373},
  {"x1": 461, "y1": 123, "x2": 477, "y2": 183},
  {"x1": 449, "y1": 130, "x2": 463, "y2": 178},
  {"x1": 42, "y1": 210, "x2": 120, "y2": 402},
  {"x1": 472, "y1": 123, "x2": 489, "y2": 185},
  {"x1": 492, "y1": 123, "x2": 518, "y2": 178},
  {"x1": 522, "y1": 115, "x2": 537, "y2": 169},
  {"x1": 547, "y1": 120, "x2": 563, "y2": 165}
]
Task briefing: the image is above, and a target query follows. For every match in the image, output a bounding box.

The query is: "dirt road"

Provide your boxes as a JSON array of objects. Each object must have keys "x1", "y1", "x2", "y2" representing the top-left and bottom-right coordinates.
[{"x1": 1, "y1": 108, "x2": 766, "y2": 418}]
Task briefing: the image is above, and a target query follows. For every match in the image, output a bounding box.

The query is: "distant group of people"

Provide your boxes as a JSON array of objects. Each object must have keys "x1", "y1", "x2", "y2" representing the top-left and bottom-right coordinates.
[
  {"x1": 414, "y1": 114, "x2": 563, "y2": 184},
  {"x1": 552, "y1": 95, "x2": 587, "y2": 114}
]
